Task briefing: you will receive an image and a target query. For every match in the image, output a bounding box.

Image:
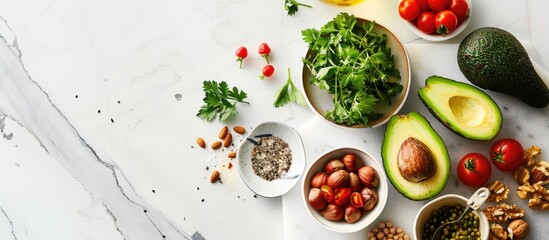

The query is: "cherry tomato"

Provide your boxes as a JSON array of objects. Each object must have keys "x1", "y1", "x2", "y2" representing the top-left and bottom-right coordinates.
[
  {"x1": 416, "y1": 12, "x2": 436, "y2": 34},
  {"x1": 435, "y1": 10, "x2": 458, "y2": 35},
  {"x1": 457, "y1": 153, "x2": 492, "y2": 187},
  {"x1": 258, "y1": 43, "x2": 271, "y2": 64},
  {"x1": 428, "y1": 0, "x2": 450, "y2": 11},
  {"x1": 490, "y1": 138, "x2": 524, "y2": 171},
  {"x1": 449, "y1": 0, "x2": 469, "y2": 21},
  {"x1": 235, "y1": 46, "x2": 248, "y2": 68},
  {"x1": 259, "y1": 64, "x2": 275, "y2": 80},
  {"x1": 415, "y1": 0, "x2": 430, "y2": 12},
  {"x1": 398, "y1": 0, "x2": 421, "y2": 21}
]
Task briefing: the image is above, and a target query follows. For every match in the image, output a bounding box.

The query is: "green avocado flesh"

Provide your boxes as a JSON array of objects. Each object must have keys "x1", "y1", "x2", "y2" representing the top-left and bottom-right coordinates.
[
  {"x1": 457, "y1": 27, "x2": 549, "y2": 108},
  {"x1": 419, "y1": 76, "x2": 502, "y2": 141},
  {"x1": 382, "y1": 112, "x2": 450, "y2": 201}
]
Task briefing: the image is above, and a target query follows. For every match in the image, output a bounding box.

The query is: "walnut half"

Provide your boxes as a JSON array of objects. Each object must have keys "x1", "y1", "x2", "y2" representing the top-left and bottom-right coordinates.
[
  {"x1": 486, "y1": 180, "x2": 509, "y2": 202},
  {"x1": 484, "y1": 203, "x2": 525, "y2": 222}
]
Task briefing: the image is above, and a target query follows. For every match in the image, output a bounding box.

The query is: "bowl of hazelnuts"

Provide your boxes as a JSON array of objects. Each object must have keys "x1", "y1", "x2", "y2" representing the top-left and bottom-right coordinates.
[{"x1": 301, "y1": 147, "x2": 388, "y2": 233}]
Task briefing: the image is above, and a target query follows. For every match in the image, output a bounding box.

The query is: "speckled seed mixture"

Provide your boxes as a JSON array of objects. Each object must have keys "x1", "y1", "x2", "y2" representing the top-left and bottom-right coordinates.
[{"x1": 251, "y1": 136, "x2": 292, "y2": 181}]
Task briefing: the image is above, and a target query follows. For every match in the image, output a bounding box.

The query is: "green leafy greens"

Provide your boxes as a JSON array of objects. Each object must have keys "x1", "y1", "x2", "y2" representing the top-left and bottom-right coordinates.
[
  {"x1": 197, "y1": 80, "x2": 249, "y2": 122},
  {"x1": 284, "y1": 0, "x2": 312, "y2": 16},
  {"x1": 302, "y1": 13, "x2": 403, "y2": 126},
  {"x1": 274, "y1": 68, "x2": 307, "y2": 108}
]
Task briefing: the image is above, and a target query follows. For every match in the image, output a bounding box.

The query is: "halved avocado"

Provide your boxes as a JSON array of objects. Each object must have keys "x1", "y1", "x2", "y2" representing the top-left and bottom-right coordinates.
[
  {"x1": 419, "y1": 75, "x2": 502, "y2": 141},
  {"x1": 381, "y1": 112, "x2": 450, "y2": 201}
]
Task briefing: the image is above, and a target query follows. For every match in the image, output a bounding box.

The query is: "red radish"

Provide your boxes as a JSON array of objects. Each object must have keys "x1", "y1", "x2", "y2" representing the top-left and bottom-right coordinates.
[
  {"x1": 235, "y1": 46, "x2": 248, "y2": 68},
  {"x1": 259, "y1": 65, "x2": 275, "y2": 80},
  {"x1": 258, "y1": 43, "x2": 271, "y2": 64}
]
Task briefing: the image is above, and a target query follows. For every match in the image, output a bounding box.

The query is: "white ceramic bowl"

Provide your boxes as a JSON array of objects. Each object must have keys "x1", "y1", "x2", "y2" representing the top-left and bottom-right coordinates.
[
  {"x1": 401, "y1": 0, "x2": 472, "y2": 41},
  {"x1": 414, "y1": 194, "x2": 489, "y2": 240},
  {"x1": 236, "y1": 121, "x2": 305, "y2": 198},
  {"x1": 301, "y1": 147, "x2": 388, "y2": 233},
  {"x1": 302, "y1": 18, "x2": 411, "y2": 129}
]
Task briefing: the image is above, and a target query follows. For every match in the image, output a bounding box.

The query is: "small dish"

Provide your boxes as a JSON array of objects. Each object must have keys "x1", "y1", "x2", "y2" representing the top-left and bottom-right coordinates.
[
  {"x1": 301, "y1": 147, "x2": 388, "y2": 233},
  {"x1": 236, "y1": 121, "x2": 305, "y2": 198},
  {"x1": 400, "y1": 0, "x2": 472, "y2": 41},
  {"x1": 414, "y1": 190, "x2": 490, "y2": 240},
  {"x1": 302, "y1": 18, "x2": 410, "y2": 129}
]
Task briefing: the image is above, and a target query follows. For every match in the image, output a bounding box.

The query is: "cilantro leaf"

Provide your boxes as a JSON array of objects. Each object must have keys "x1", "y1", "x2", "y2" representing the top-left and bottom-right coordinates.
[
  {"x1": 196, "y1": 80, "x2": 249, "y2": 122},
  {"x1": 302, "y1": 13, "x2": 403, "y2": 126},
  {"x1": 284, "y1": 0, "x2": 312, "y2": 16},
  {"x1": 274, "y1": 68, "x2": 307, "y2": 108}
]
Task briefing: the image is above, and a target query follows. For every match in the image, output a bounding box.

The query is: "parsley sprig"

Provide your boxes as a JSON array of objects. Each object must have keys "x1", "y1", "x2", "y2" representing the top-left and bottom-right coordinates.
[
  {"x1": 284, "y1": 0, "x2": 312, "y2": 16},
  {"x1": 196, "y1": 80, "x2": 249, "y2": 122},
  {"x1": 274, "y1": 68, "x2": 307, "y2": 107},
  {"x1": 302, "y1": 13, "x2": 403, "y2": 126}
]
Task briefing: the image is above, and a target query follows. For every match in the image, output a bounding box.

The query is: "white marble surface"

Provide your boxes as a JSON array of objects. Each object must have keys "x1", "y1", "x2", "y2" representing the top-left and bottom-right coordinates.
[{"x1": 0, "y1": 0, "x2": 547, "y2": 240}]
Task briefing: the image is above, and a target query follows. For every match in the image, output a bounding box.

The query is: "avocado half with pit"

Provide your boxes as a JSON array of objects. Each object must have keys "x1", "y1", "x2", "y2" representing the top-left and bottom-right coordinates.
[
  {"x1": 381, "y1": 112, "x2": 450, "y2": 201},
  {"x1": 419, "y1": 76, "x2": 502, "y2": 141}
]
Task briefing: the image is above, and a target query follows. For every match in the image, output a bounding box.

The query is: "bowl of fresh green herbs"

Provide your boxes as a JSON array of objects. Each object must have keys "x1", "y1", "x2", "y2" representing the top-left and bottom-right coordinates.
[{"x1": 301, "y1": 13, "x2": 411, "y2": 129}]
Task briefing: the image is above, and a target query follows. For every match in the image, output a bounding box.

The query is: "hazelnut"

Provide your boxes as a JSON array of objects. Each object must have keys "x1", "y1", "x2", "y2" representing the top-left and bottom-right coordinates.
[
  {"x1": 342, "y1": 154, "x2": 363, "y2": 172},
  {"x1": 310, "y1": 172, "x2": 329, "y2": 189},
  {"x1": 358, "y1": 166, "x2": 379, "y2": 188},
  {"x1": 327, "y1": 170, "x2": 349, "y2": 189},
  {"x1": 308, "y1": 188, "x2": 327, "y2": 211},
  {"x1": 349, "y1": 172, "x2": 363, "y2": 192},
  {"x1": 361, "y1": 187, "x2": 378, "y2": 211},
  {"x1": 320, "y1": 202, "x2": 344, "y2": 221},
  {"x1": 325, "y1": 159, "x2": 344, "y2": 175},
  {"x1": 508, "y1": 219, "x2": 529, "y2": 240},
  {"x1": 397, "y1": 137, "x2": 436, "y2": 183},
  {"x1": 344, "y1": 205, "x2": 362, "y2": 223}
]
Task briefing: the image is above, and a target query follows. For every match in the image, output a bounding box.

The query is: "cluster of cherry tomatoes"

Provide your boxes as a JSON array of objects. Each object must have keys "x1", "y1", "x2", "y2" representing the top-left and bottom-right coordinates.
[
  {"x1": 398, "y1": 0, "x2": 469, "y2": 35},
  {"x1": 457, "y1": 138, "x2": 524, "y2": 187}
]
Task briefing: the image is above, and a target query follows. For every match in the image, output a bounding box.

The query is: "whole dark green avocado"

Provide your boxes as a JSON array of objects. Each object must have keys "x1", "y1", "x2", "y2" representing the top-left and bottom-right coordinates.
[{"x1": 457, "y1": 27, "x2": 549, "y2": 108}]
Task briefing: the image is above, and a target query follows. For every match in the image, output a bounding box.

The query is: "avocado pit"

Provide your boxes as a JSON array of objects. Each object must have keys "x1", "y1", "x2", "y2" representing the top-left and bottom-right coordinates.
[{"x1": 397, "y1": 137, "x2": 436, "y2": 183}]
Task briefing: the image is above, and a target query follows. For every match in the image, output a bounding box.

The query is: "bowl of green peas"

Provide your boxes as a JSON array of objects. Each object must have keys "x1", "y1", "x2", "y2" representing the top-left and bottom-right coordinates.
[{"x1": 414, "y1": 193, "x2": 490, "y2": 240}]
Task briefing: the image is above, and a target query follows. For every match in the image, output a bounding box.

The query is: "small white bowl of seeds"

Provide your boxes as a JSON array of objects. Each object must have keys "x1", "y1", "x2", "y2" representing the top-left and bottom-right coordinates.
[{"x1": 236, "y1": 121, "x2": 305, "y2": 197}]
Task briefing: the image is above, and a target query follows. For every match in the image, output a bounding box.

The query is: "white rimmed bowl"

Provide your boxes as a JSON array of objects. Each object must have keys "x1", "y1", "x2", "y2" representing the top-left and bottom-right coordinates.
[
  {"x1": 302, "y1": 18, "x2": 411, "y2": 129},
  {"x1": 414, "y1": 193, "x2": 490, "y2": 240},
  {"x1": 401, "y1": 0, "x2": 472, "y2": 41},
  {"x1": 301, "y1": 147, "x2": 388, "y2": 233},
  {"x1": 236, "y1": 121, "x2": 305, "y2": 198}
]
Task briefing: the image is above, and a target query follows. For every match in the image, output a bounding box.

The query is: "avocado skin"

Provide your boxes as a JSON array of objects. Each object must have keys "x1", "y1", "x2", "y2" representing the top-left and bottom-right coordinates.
[{"x1": 458, "y1": 27, "x2": 549, "y2": 108}]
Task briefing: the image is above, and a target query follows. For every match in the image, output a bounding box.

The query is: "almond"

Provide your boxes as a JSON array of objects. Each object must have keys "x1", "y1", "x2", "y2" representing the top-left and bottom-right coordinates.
[
  {"x1": 228, "y1": 151, "x2": 237, "y2": 158},
  {"x1": 223, "y1": 133, "x2": 232, "y2": 147},
  {"x1": 233, "y1": 126, "x2": 246, "y2": 135},
  {"x1": 211, "y1": 141, "x2": 222, "y2": 149},
  {"x1": 196, "y1": 137, "x2": 206, "y2": 148},
  {"x1": 218, "y1": 126, "x2": 228, "y2": 139},
  {"x1": 210, "y1": 170, "x2": 220, "y2": 183}
]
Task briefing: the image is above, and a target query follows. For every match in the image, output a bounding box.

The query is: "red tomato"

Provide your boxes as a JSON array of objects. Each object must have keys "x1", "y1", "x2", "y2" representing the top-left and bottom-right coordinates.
[
  {"x1": 457, "y1": 153, "x2": 492, "y2": 187},
  {"x1": 258, "y1": 43, "x2": 271, "y2": 64},
  {"x1": 235, "y1": 46, "x2": 248, "y2": 68},
  {"x1": 490, "y1": 138, "x2": 524, "y2": 171},
  {"x1": 259, "y1": 64, "x2": 275, "y2": 80},
  {"x1": 415, "y1": 0, "x2": 430, "y2": 12},
  {"x1": 449, "y1": 0, "x2": 469, "y2": 21},
  {"x1": 399, "y1": 0, "x2": 421, "y2": 21},
  {"x1": 435, "y1": 10, "x2": 458, "y2": 35},
  {"x1": 416, "y1": 12, "x2": 437, "y2": 34},
  {"x1": 428, "y1": 0, "x2": 450, "y2": 11}
]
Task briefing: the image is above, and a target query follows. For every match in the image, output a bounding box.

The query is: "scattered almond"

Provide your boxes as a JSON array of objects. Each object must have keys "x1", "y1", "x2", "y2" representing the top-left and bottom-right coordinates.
[
  {"x1": 210, "y1": 170, "x2": 220, "y2": 183},
  {"x1": 223, "y1": 133, "x2": 232, "y2": 147},
  {"x1": 196, "y1": 137, "x2": 206, "y2": 148},
  {"x1": 228, "y1": 151, "x2": 237, "y2": 158},
  {"x1": 211, "y1": 141, "x2": 222, "y2": 149},
  {"x1": 218, "y1": 126, "x2": 229, "y2": 139},
  {"x1": 233, "y1": 126, "x2": 246, "y2": 135}
]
